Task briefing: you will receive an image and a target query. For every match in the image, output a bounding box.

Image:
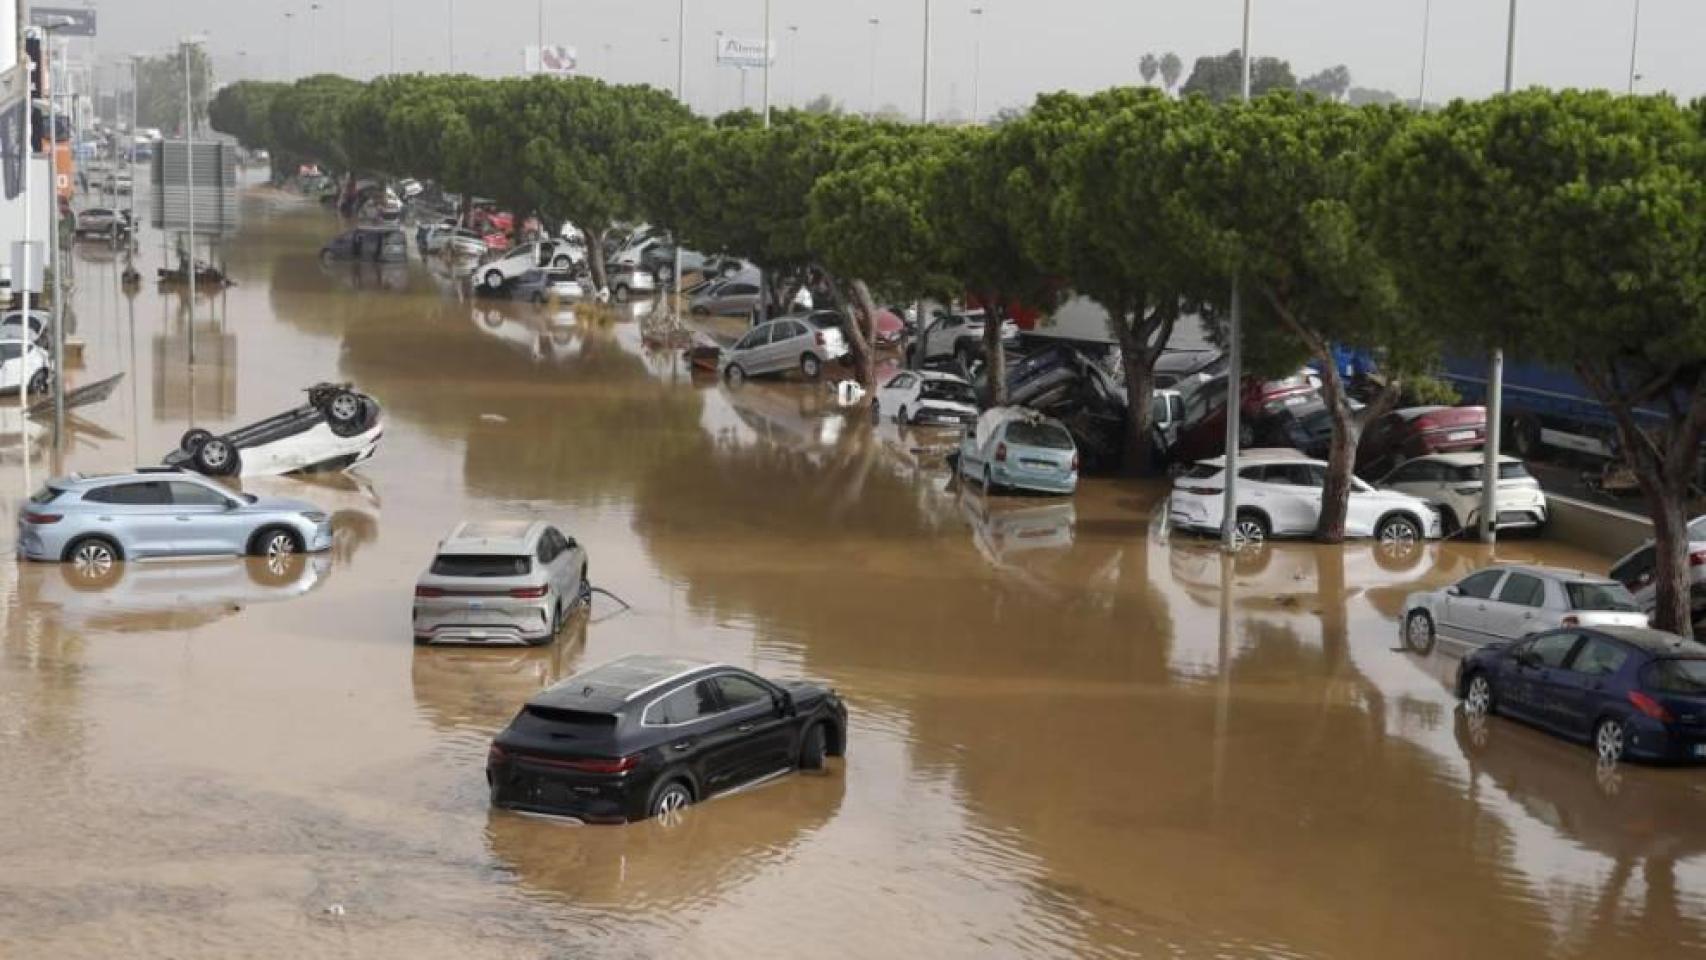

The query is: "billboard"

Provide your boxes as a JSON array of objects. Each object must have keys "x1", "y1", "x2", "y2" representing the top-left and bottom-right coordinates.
[
  {"x1": 715, "y1": 36, "x2": 773, "y2": 69},
  {"x1": 30, "y1": 6, "x2": 96, "y2": 37},
  {"x1": 524, "y1": 45, "x2": 577, "y2": 76}
]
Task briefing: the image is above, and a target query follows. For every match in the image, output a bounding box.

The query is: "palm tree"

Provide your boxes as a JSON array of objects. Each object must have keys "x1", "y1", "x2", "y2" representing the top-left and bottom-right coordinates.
[
  {"x1": 1159, "y1": 52, "x2": 1183, "y2": 94},
  {"x1": 1139, "y1": 53, "x2": 1159, "y2": 86}
]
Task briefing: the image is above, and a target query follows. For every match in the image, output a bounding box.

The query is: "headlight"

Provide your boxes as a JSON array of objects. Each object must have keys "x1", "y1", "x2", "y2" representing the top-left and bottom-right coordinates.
[{"x1": 300, "y1": 511, "x2": 328, "y2": 523}]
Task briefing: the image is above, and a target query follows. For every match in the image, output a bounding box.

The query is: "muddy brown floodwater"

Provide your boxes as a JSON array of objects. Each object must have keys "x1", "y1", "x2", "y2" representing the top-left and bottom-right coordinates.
[{"x1": 3, "y1": 183, "x2": 1705, "y2": 959}]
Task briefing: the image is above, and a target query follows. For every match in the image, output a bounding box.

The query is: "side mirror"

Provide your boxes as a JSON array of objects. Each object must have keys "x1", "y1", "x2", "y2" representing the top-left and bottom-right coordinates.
[
  {"x1": 773, "y1": 689, "x2": 796, "y2": 717},
  {"x1": 224, "y1": 499, "x2": 242, "y2": 511},
  {"x1": 1445, "y1": 585, "x2": 1461, "y2": 597}
]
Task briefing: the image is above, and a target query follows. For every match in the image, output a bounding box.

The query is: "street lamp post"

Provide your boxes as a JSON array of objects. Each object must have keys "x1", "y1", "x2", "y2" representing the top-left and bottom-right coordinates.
[
  {"x1": 673, "y1": 0, "x2": 685, "y2": 324},
  {"x1": 1627, "y1": 0, "x2": 1642, "y2": 94},
  {"x1": 787, "y1": 25, "x2": 799, "y2": 106},
  {"x1": 182, "y1": 36, "x2": 204, "y2": 365},
  {"x1": 43, "y1": 27, "x2": 68, "y2": 441},
  {"x1": 920, "y1": 0, "x2": 932, "y2": 123},
  {"x1": 388, "y1": 0, "x2": 396, "y2": 74},
  {"x1": 1480, "y1": 0, "x2": 1517, "y2": 546},
  {"x1": 1417, "y1": 0, "x2": 1432, "y2": 109},
  {"x1": 970, "y1": 7, "x2": 984, "y2": 124},
  {"x1": 866, "y1": 18, "x2": 880, "y2": 118},
  {"x1": 1219, "y1": 0, "x2": 1253, "y2": 552}
]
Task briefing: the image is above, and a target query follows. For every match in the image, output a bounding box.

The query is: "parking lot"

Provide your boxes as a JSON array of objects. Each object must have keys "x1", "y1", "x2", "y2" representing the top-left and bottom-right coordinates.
[{"x1": 3, "y1": 186, "x2": 1704, "y2": 959}]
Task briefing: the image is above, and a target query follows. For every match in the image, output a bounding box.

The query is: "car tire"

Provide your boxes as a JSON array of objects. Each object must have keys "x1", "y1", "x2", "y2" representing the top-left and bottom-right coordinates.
[
  {"x1": 1511, "y1": 415, "x2": 1542, "y2": 458},
  {"x1": 1464, "y1": 672, "x2": 1496, "y2": 716},
  {"x1": 1595, "y1": 716, "x2": 1627, "y2": 764},
  {"x1": 249, "y1": 525, "x2": 303, "y2": 558},
  {"x1": 26, "y1": 368, "x2": 50, "y2": 396},
  {"x1": 648, "y1": 778, "x2": 693, "y2": 824},
  {"x1": 724, "y1": 364, "x2": 746, "y2": 388},
  {"x1": 800, "y1": 353, "x2": 823, "y2": 381},
  {"x1": 613, "y1": 284, "x2": 631, "y2": 304},
  {"x1": 483, "y1": 270, "x2": 504, "y2": 291},
  {"x1": 1376, "y1": 513, "x2": 1423, "y2": 547},
  {"x1": 553, "y1": 256, "x2": 571, "y2": 269},
  {"x1": 319, "y1": 249, "x2": 335, "y2": 265},
  {"x1": 1404, "y1": 610, "x2": 1436, "y2": 654},
  {"x1": 194, "y1": 437, "x2": 239, "y2": 476},
  {"x1": 798, "y1": 723, "x2": 828, "y2": 771},
  {"x1": 179, "y1": 428, "x2": 213, "y2": 455},
  {"x1": 323, "y1": 389, "x2": 365, "y2": 427},
  {"x1": 62, "y1": 536, "x2": 122, "y2": 587},
  {"x1": 1232, "y1": 510, "x2": 1269, "y2": 548}
]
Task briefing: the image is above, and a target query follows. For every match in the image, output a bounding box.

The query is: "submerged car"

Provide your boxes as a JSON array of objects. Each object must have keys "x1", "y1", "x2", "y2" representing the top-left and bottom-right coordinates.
[
  {"x1": 1608, "y1": 515, "x2": 1706, "y2": 622},
  {"x1": 1377, "y1": 452, "x2": 1547, "y2": 535},
  {"x1": 164, "y1": 383, "x2": 383, "y2": 477},
  {"x1": 73, "y1": 207, "x2": 131, "y2": 240},
  {"x1": 958, "y1": 407, "x2": 1079, "y2": 496},
  {"x1": 1402, "y1": 564, "x2": 1648, "y2": 653},
  {"x1": 1168, "y1": 448, "x2": 1440, "y2": 546},
  {"x1": 720, "y1": 314, "x2": 849, "y2": 385},
  {"x1": 1457, "y1": 625, "x2": 1706, "y2": 764},
  {"x1": 510, "y1": 268, "x2": 584, "y2": 304},
  {"x1": 487, "y1": 654, "x2": 847, "y2": 823},
  {"x1": 873, "y1": 369, "x2": 978, "y2": 426},
  {"x1": 16, "y1": 469, "x2": 331, "y2": 582},
  {"x1": 322, "y1": 227, "x2": 408, "y2": 263},
  {"x1": 413, "y1": 519, "x2": 588, "y2": 646}
]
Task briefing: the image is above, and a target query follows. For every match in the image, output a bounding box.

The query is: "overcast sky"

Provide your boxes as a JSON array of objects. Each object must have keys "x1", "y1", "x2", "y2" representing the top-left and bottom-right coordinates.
[{"x1": 82, "y1": 0, "x2": 1703, "y2": 117}]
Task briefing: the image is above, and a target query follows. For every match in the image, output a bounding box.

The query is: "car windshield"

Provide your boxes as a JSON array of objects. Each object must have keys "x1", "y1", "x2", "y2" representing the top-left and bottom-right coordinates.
[
  {"x1": 1006, "y1": 422, "x2": 1074, "y2": 450},
  {"x1": 429, "y1": 554, "x2": 532, "y2": 577},
  {"x1": 1644, "y1": 658, "x2": 1706, "y2": 694},
  {"x1": 1452, "y1": 461, "x2": 1532, "y2": 482},
  {"x1": 1181, "y1": 463, "x2": 1222, "y2": 480},
  {"x1": 1565, "y1": 581, "x2": 1641, "y2": 612},
  {"x1": 921, "y1": 380, "x2": 975, "y2": 404},
  {"x1": 0, "y1": 343, "x2": 22, "y2": 361}
]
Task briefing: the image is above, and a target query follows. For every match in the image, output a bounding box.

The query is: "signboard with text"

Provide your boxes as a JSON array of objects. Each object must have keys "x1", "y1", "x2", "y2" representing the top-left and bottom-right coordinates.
[
  {"x1": 30, "y1": 6, "x2": 96, "y2": 36},
  {"x1": 714, "y1": 36, "x2": 773, "y2": 69}
]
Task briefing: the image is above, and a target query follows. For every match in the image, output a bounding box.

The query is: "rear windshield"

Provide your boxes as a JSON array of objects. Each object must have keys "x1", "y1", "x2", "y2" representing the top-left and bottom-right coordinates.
[
  {"x1": 523, "y1": 705, "x2": 618, "y2": 728},
  {"x1": 430, "y1": 554, "x2": 532, "y2": 577},
  {"x1": 1182, "y1": 463, "x2": 1222, "y2": 480},
  {"x1": 1452, "y1": 462, "x2": 1532, "y2": 482},
  {"x1": 1644, "y1": 658, "x2": 1706, "y2": 694},
  {"x1": 921, "y1": 380, "x2": 975, "y2": 404},
  {"x1": 28, "y1": 485, "x2": 61, "y2": 504},
  {"x1": 1005, "y1": 422, "x2": 1074, "y2": 450},
  {"x1": 1565, "y1": 581, "x2": 1641, "y2": 612}
]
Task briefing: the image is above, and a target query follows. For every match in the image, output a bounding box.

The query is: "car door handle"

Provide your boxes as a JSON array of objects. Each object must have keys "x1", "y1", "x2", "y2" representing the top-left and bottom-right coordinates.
[
  {"x1": 737, "y1": 723, "x2": 755, "y2": 733},
  {"x1": 175, "y1": 515, "x2": 194, "y2": 521},
  {"x1": 671, "y1": 740, "x2": 693, "y2": 751}
]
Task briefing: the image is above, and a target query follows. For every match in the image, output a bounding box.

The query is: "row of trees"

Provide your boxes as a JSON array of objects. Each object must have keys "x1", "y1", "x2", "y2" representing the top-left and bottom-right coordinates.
[{"x1": 211, "y1": 74, "x2": 1706, "y2": 636}]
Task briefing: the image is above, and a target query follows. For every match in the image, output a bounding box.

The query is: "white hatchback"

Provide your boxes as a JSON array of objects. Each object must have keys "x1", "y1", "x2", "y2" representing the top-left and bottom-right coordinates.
[
  {"x1": 1169, "y1": 448, "x2": 1441, "y2": 546},
  {"x1": 1402, "y1": 564, "x2": 1648, "y2": 652},
  {"x1": 875, "y1": 369, "x2": 978, "y2": 426},
  {"x1": 1376, "y1": 452, "x2": 1547, "y2": 535}
]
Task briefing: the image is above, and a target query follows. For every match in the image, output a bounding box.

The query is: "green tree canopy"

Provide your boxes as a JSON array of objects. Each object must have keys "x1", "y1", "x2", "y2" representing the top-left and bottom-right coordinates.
[{"x1": 1180, "y1": 50, "x2": 1297, "y2": 103}]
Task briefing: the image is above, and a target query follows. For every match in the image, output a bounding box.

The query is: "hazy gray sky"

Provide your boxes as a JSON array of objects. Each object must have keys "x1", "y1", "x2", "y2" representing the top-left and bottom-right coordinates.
[{"x1": 85, "y1": 0, "x2": 1703, "y2": 116}]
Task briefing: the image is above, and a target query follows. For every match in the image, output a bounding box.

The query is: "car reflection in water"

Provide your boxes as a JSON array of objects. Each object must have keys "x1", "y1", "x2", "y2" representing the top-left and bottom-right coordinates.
[
  {"x1": 410, "y1": 607, "x2": 588, "y2": 734},
  {"x1": 320, "y1": 258, "x2": 411, "y2": 293},
  {"x1": 16, "y1": 551, "x2": 332, "y2": 634},
  {"x1": 484, "y1": 740, "x2": 844, "y2": 911},
  {"x1": 469, "y1": 303, "x2": 584, "y2": 365},
  {"x1": 1454, "y1": 708, "x2": 1706, "y2": 951},
  {"x1": 961, "y1": 494, "x2": 1076, "y2": 573}
]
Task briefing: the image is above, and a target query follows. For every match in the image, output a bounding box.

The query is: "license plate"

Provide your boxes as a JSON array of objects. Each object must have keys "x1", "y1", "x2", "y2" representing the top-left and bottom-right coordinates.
[
  {"x1": 468, "y1": 600, "x2": 483, "y2": 610},
  {"x1": 1447, "y1": 430, "x2": 1476, "y2": 441}
]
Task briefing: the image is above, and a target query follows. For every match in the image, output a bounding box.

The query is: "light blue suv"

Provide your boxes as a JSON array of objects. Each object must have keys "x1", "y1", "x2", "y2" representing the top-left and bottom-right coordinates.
[{"x1": 17, "y1": 469, "x2": 332, "y2": 582}]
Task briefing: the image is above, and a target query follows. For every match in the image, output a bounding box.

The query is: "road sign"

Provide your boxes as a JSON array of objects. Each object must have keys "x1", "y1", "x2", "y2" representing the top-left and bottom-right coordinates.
[
  {"x1": 715, "y1": 36, "x2": 773, "y2": 69},
  {"x1": 30, "y1": 7, "x2": 96, "y2": 37}
]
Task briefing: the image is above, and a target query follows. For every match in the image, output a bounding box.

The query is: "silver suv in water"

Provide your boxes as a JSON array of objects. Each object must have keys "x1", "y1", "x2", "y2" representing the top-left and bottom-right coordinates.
[
  {"x1": 412, "y1": 520, "x2": 588, "y2": 646},
  {"x1": 16, "y1": 469, "x2": 332, "y2": 583}
]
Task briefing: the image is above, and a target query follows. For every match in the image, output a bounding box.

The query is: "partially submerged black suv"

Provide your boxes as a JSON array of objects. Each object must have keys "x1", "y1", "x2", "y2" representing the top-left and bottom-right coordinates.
[{"x1": 487, "y1": 654, "x2": 847, "y2": 823}]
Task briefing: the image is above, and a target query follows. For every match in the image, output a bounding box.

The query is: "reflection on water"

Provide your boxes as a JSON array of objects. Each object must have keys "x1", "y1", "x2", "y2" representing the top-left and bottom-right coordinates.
[{"x1": 1, "y1": 193, "x2": 1703, "y2": 959}]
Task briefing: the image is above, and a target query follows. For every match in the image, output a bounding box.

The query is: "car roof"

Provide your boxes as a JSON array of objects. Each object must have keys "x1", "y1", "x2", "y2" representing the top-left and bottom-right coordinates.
[
  {"x1": 439, "y1": 519, "x2": 547, "y2": 553},
  {"x1": 915, "y1": 370, "x2": 970, "y2": 384},
  {"x1": 1195, "y1": 448, "x2": 1313, "y2": 468},
  {"x1": 50, "y1": 467, "x2": 189, "y2": 488},
  {"x1": 1393, "y1": 406, "x2": 1447, "y2": 420},
  {"x1": 529, "y1": 655, "x2": 717, "y2": 713},
  {"x1": 1475, "y1": 563, "x2": 1617, "y2": 584},
  {"x1": 1412, "y1": 452, "x2": 1520, "y2": 467},
  {"x1": 1586, "y1": 625, "x2": 1706, "y2": 655}
]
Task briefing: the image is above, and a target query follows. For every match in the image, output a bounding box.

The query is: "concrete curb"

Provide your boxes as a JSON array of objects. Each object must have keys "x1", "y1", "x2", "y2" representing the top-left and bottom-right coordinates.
[{"x1": 1545, "y1": 494, "x2": 1651, "y2": 559}]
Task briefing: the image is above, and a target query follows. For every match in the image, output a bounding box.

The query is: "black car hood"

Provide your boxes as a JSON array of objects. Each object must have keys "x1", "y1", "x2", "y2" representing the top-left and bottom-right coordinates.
[{"x1": 779, "y1": 679, "x2": 834, "y2": 709}]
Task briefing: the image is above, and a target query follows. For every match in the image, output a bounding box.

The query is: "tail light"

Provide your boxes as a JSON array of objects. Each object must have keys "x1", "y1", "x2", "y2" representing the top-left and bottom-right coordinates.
[
  {"x1": 1629, "y1": 690, "x2": 1675, "y2": 723},
  {"x1": 561, "y1": 755, "x2": 640, "y2": 774},
  {"x1": 815, "y1": 332, "x2": 825, "y2": 346},
  {"x1": 509, "y1": 585, "x2": 549, "y2": 599},
  {"x1": 21, "y1": 511, "x2": 61, "y2": 524},
  {"x1": 1179, "y1": 486, "x2": 1222, "y2": 496},
  {"x1": 1560, "y1": 615, "x2": 1580, "y2": 627},
  {"x1": 414, "y1": 586, "x2": 445, "y2": 598},
  {"x1": 1071, "y1": 452, "x2": 1080, "y2": 472},
  {"x1": 1691, "y1": 550, "x2": 1706, "y2": 568},
  {"x1": 487, "y1": 744, "x2": 506, "y2": 764},
  {"x1": 995, "y1": 442, "x2": 1008, "y2": 463}
]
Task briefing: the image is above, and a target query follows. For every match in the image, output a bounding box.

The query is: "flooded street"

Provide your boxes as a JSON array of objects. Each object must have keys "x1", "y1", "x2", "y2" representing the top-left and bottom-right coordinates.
[{"x1": 4, "y1": 185, "x2": 1706, "y2": 959}]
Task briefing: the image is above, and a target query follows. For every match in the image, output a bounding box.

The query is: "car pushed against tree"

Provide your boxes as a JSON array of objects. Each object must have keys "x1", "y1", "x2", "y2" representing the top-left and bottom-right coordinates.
[
  {"x1": 487, "y1": 655, "x2": 847, "y2": 824},
  {"x1": 958, "y1": 407, "x2": 1080, "y2": 496}
]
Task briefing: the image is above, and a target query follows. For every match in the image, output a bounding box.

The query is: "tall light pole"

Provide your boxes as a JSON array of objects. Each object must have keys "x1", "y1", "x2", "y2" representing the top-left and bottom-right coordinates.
[
  {"x1": 1416, "y1": 0, "x2": 1432, "y2": 109},
  {"x1": 762, "y1": 0, "x2": 773, "y2": 126},
  {"x1": 673, "y1": 0, "x2": 685, "y2": 322},
  {"x1": 866, "y1": 17, "x2": 880, "y2": 118},
  {"x1": 447, "y1": 0, "x2": 456, "y2": 71},
  {"x1": 787, "y1": 25, "x2": 799, "y2": 106},
  {"x1": 537, "y1": 0, "x2": 546, "y2": 64},
  {"x1": 1480, "y1": 1, "x2": 1516, "y2": 546},
  {"x1": 1626, "y1": 0, "x2": 1642, "y2": 94},
  {"x1": 970, "y1": 7, "x2": 984, "y2": 124},
  {"x1": 43, "y1": 25, "x2": 69, "y2": 441},
  {"x1": 1219, "y1": 0, "x2": 1253, "y2": 552},
  {"x1": 920, "y1": 0, "x2": 932, "y2": 123},
  {"x1": 182, "y1": 35, "x2": 206, "y2": 366}
]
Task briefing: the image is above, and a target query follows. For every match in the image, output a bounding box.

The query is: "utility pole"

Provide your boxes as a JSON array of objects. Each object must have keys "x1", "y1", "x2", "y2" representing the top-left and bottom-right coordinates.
[
  {"x1": 18, "y1": 32, "x2": 34, "y2": 491},
  {"x1": 1219, "y1": 0, "x2": 1253, "y2": 551},
  {"x1": 673, "y1": 0, "x2": 685, "y2": 325},
  {"x1": 1481, "y1": 0, "x2": 1516, "y2": 546},
  {"x1": 447, "y1": 0, "x2": 455, "y2": 72},
  {"x1": 920, "y1": 0, "x2": 932, "y2": 123},
  {"x1": 45, "y1": 32, "x2": 64, "y2": 442},
  {"x1": 1417, "y1": 0, "x2": 1432, "y2": 109},
  {"x1": 1626, "y1": 0, "x2": 1642, "y2": 94},
  {"x1": 970, "y1": 7, "x2": 984, "y2": 124},
  {"x1": 759, "y1": 0, "x2": 771, "y2": 329},
  {"x1": 388, "y1": 0, "x2": 396, "y2": 74},
  {"x1": 183, "y1": 37, "x2": 199, "y2": 365},
  {"x1": 762, "y1": 0, "x2": 772, "y2": 126},
  {"x1": 787, "y1": 25, "x2": 798, "y2": 106}
]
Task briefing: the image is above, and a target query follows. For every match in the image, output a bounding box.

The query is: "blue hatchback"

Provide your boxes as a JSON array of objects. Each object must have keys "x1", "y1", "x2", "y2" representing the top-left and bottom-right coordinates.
[{"x1": 1457, "y1": 625, "x2": 1706, "y2": 764}]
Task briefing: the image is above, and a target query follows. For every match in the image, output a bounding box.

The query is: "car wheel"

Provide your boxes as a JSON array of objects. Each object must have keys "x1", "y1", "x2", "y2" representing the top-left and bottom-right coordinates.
[
  {"x1": 319, "y1": 249, "x2": 335, "y2": 264},
  {"x1": 553, "y1": 256, "x2": 571, "y2": 269},
  {"x1": 648, "y1": 779, "x2": 693, "y2": 825},
  {"x1": 179, "y1": 427, "x2": 213, "y2": 455},
  {"x1": 800, "y1": 353, "x2": 823, "y2": 381},
  {"x1": 324, "y1": 389, "x2": 364, "y2": 427},
  {"x1": 1437, "y1": 506, "x2": 1461, "y2": 538},
  {"x1": 251, "y1": 526, "x2": 302, "y2": 558},
  {"x1": 798, "y1": 723, "x2": 828, "y2": 771},
  {"x1": 1404, "y1": 610, "x2": 1436, "y2": 654},
  {"x1": 724, "y1": 364, "x2": 746, "y2": 388},
  {"x1": 194, "y1": 437, "x2": 239, "y2": 476},
  {"x1": 1464, "y1": 673, "x2": 1495, "y2": 716},
  {"x1": 898, "y1": 406, "x2": 911, "y2": 425},
  {"x1": 62, "y1": 536, "x2": 121, "y2": 587},
  {"x1": 1595, "y1": 717, "x2": 1627, "y2": 764},
  {"x1": 26, "y1": 368, "x2": 50, "y2": 396},
  {"x1": 1232, "y1": 511, "x2": 1269, "y2": 548},
  {"x1": 613, "y1": 284, "x2": 631, "y2": 303},
  {"x1": 1377, "y1": 513, "x2": 1422, "y2": 547},
  {"x1": 483, "y1": 270, "x2": 504, "y2": 290},
  {"x1": 1238, "y1": 422, "x2": 1256, "y2": 449}
]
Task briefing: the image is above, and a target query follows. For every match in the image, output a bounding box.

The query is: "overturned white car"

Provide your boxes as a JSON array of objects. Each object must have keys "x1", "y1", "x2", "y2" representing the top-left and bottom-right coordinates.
[{"x1": 165, "y1": 383, "x2": 384, "y2": 477}]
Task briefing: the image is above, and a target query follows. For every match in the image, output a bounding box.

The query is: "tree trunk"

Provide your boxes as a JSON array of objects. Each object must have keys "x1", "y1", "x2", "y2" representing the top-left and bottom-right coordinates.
[
  {"x1": 1108, "y1": 305, "x2": 1175, "y2": 477},
  {"x1": 1647, "y1": 485, "x2": 1694, "y2": 637},
  {"x1": 1315, "y1": 358, "x2": 1356, "y2": 543},
  {"x1": 822, "y1": 269, "x2": 877, "y2": 387},
  {"x1": 982, "y1": 296, "x2": 1008, "y2": 406},
  {"x1": 582, "y1": 225, "x2": 608, "y2": 296}
]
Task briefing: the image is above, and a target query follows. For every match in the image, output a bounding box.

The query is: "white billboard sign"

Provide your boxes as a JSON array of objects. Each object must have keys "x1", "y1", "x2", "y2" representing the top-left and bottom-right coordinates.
[
  {"x1": 524, "y1": 45, "x2": 577, "y2": 76},
  {"x1": 715, "y1": 36, "x2": 773, "y2": 69}
]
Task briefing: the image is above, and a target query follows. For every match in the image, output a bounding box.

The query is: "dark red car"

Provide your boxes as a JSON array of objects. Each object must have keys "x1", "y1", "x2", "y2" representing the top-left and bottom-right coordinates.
[
  {"x1": 1356, "y1": 405, "x2": 1486, "y2": 478},
  {"x1": 1170, "y1": 372, "x2": 1319, "y2": 464}
]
